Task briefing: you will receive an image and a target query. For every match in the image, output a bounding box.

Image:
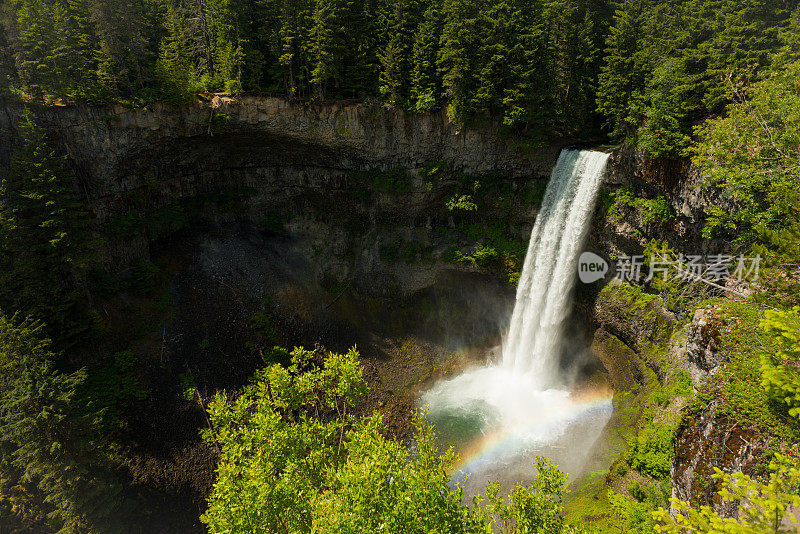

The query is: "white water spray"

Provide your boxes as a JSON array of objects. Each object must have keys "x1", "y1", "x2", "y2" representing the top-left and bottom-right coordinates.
[
  {"x1": 422, "y1": 149, "x2": 612, "y2": 483},
  {"x1": 502, "y1": 149, "x2": 611, "y2": 385}
]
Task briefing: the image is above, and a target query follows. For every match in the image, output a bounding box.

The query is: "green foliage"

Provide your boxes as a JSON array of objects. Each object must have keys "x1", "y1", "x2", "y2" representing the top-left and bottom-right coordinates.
[
  {"x1": 639, "y1": 197, "x2": 672, "y2": 226},
  {"x1": 80, "y1": 350, "x2": 147, "y2": 426},
  {"x1": 178, "y1": 372, "x2": 198, "y2": 403},
  {"x1": 446, "y1": 194, "x2": 478, "y2": 212},
  {"x1": 654, "y1": 453, "x2": 800, "y2": 533},
  {"x1": 597, "y1": 0, "x2": 792, "y2": 157},
  {"x1": 0, "y1": 0, "x2": 609, "y2": 137},
  {"x1": 454, "y1": 243, "x2": 499, "y2": 265},
  {"x1": 0, "y1": 0, "x2": 794, "y2": 159},
  {"x1": 693, "y1": 57, "x2": 800, "y2": 251},
  {"x1": 473, "y1": 457, "x2": 569, "y2": 533},
  {"x1": 652, "y1": 370, "x2": 693, "y2": 407},
  {"x1": 695, "y1": 299, "x2": 800, "y2": 443},
  {"x1": 0, "y1": 109, "x2": 92, "y2": 347},
  {"x1": 202, "y1": 346, "x2": 580, "y2": 534},
  {"x1": 0, "y1": 314, "x2": 120, "y2": 532},
  {"x1": 623, "y1": 421, "x2": 676, "y2": 480},
  {"x1": 605, "y1": 185, "x2": 636, "y2": 220},
  {"x1": 127, "y1": 261, "x2": 160, "y2": 295},
  {"x1": 760, "y1": 308, "x2": 800, "y2": 420},
  {"x1": 448, "y1": 221, "x2": 527, "y2": 285},
  {"x1": 608, "y1": 488, "x2": 659, "y2": 533},
  {"x1": 606, "y1": 186, "x2": 673, "y2": 226},
  {"x1": 250, "y1": 309, "x2": 279, "y2": 342}
]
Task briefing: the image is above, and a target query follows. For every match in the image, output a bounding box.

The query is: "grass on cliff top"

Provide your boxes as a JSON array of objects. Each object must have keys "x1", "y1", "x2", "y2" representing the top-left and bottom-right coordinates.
[{"x1": 692, "y1": 298, "x2": 800, "y2": 443}]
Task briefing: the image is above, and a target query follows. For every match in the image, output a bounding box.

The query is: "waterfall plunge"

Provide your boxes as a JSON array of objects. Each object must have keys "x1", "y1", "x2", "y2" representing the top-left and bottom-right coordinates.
[
  {"x1": 502, "y1": 149, "x2": 611, "y2": 385},
  {"x1": 422, "y1": 149, "x2": 612, "y2": 485}
]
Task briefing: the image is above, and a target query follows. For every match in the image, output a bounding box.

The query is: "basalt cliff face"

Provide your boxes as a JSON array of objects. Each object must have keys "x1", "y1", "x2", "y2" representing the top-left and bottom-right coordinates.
[
  {"x1": 1, "y1": 97, "x2": 558, "y2": 294},
  {"x1": 1, "y1": 95, "x2": 553, "y2": 205}
]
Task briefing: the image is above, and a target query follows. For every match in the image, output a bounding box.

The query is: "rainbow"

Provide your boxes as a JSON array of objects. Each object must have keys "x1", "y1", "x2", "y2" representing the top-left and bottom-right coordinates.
[{"x1": 451, "y1": 389, "x2": 614, "y2": 477}]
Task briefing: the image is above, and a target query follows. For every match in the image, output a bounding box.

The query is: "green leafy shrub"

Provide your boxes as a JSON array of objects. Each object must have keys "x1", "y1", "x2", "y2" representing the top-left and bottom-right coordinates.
[
  {"x1": 695, "y1": 300, "x2": 800, "y2": 443},
  {"x1": 179, "y1": 372, "x2": 198, "y2": 403},
  {"x1": 623, "y1": 422, "x2": 676, "y2": 480},
  {"x1": 694, "y1": 59, "x2": 800, "y2": 250},
  {"x1": 606, "y1": 187, "x2": 673, "y2": 226},
  {"x1": 760, "y1": 308, "x2": 800, "y2": 419},
  {"x1": 201, "y1": 346, "x2": 577, "y2": 534},
  {"x1": 454, "y1": 243, "x2": 499, "y2": 266},
  {"x1": 639, "y1": 196, "x2": 673, "y2": 226},
  {"x1": 446, "y1": 193, "x2": 478, "y2": 212}
]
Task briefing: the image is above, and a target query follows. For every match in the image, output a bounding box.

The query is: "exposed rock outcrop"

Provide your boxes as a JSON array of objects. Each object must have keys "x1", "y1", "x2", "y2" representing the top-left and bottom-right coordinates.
[
  {"x1": 671, "y1": 400, "x2": 770, "y2": 519},
  {"x1": 0, "y1": 97, "x2": 562, "y2": 297},
  {"x1": 593, "y1": 279, "x2": 676, "y2": 359},
  {"x1": 601, "y1": 144, "x2": 728, "y2": 257},
  {"x1": 686, "y1": 306, "x2": 726, "y2": 388},
  {"x1": 0, "y1": 97, "x2": 557, "y2": 202}
]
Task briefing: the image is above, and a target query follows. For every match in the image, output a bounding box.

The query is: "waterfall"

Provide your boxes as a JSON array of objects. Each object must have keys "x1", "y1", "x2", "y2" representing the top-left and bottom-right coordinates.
[
  {"x1": 502, "y1": 149, "x2": 610, "y2": 386},
  {"x1": 421, "y1": 149, "x2": 612, "y2": 488}
]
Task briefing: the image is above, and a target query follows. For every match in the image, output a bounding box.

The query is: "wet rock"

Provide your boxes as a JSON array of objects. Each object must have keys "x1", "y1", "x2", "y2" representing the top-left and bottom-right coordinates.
[
  {"x1": 593, "y1": 279, "x2": 676, "y2": 358},
  {"x1": 671, "y1": 401, "x2": 770, "y2": 518},
  {"x1": 686, "y1": 306, "x2": 725, "y2": 388}
]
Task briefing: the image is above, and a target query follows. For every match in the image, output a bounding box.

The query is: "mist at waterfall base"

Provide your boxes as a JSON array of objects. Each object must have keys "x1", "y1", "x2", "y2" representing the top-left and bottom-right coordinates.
[{"x1": 421, "y1": 150, "x2": 613, "y2": 495}]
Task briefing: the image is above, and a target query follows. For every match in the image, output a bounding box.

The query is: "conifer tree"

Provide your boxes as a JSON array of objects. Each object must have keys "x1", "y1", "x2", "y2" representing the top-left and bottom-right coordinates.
[
  {"x1": 409, "y1": 1, "x2": 443, "y2": 111},
  {"x1": 596, "y1": 0, "x2": 648, "y2": 140},
  {"x1": 0, "y1": 314, "x2": 119, "y2": 533},
  {"x1": 278, "y1": 0, "x2": 314, "y2": 97},
  {"x1": 378, "y1": 0, "x2": 425, "y2": 106},
  {"x1": 310, "y1": 0, "x2": 354, "y2": 98},
  {"x1": 209, "y1": 0, "x2": 244, "y2": 93},
  {"x1": 439, "y1": 0, "x2": 483, "y2": 126},
  {"x1": 156, "y1": 4, "x2": 196, "y2": 101},
  {"x1": 0, "y1": 109, "x2": 91, "y2": 347}
]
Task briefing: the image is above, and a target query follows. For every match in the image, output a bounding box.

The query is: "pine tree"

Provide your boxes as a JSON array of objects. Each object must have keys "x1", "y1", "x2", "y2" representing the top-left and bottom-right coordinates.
[
  {"x1": 276, "y1": 0, "x2": 312, "y2": 97},
  {"x1": 0, "y1": 109, "x2": 92, "y2": 347},
  {"x1": 91, "y1": 0, "x2": 161, "y2": 99},
  {"x1": 155, "y1": 4, "x2": 196, "y2": 101},
  {"x1": 439, "y1": 0, "x2": 483, "y2": 126},
  {"x1": 209, "y1": 0, "x2": 244, "y2": 93},
  {"x1": 409, "y1": 1, "x2": 443, "y2": 111},
  {"x1": 378, "y1": 0, "x2": 425, "y2": 106},
  {"x1": 310, "y1": 0, "x2": 354, "y2": 98},
  {"x1": 543, "y1": 0, "x2": 609, "y2": 135},
  {"x1": 0, "y1": 314, "x2": 119, "y2": 533},
  {"x1": 10, "y1": 0, "x2": 64, "y2": 99},
  {"x1": 596, "y1": 0, "x2": 649, "y2": 140},
  {"x1": 342, "y1": 0, "x2": 383, "y2": 97},
  {"x1": 0, "y1": 13, "x2": 16, "y2": 100}
]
